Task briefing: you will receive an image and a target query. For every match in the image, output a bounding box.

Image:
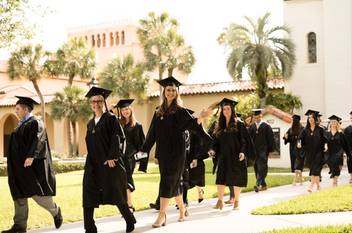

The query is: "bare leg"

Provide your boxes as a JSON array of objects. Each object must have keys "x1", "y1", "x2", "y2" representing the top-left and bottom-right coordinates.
[
  {"x1": 214, "y1": 185, "x2": 225, "y2": 209},
  {"x1": 175, "y1": 195, "x2": 187, "y2": 221},
  {"x1": 233, "y1": 186, "x2": 241, "y2": 209},
  {"x1": 308, "y1": 176, "x2": 313, "y2": 192},
  {"x1": 127, "y1": 190, "x2": 132, "y2": 207},
  {"x1": 152, "y1": 197, "x2": 168, "y2": 227}
]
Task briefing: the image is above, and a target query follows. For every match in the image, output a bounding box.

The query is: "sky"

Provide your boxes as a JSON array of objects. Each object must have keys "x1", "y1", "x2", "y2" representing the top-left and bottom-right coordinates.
[{"x1": 1, "y1": 0, "x2": 283, "y2": 83}]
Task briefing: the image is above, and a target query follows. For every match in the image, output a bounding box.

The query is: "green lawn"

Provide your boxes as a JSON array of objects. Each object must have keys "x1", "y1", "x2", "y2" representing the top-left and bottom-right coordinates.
[
  {"x1": 0, "y1": 161, "x2": 296, "y2": 230},
  {"x1": 262, "y1": 224, "x2": 352, "y2": 233},
  {"x1": 252, "y1": 185, "x2": 352, "y2": 215}
]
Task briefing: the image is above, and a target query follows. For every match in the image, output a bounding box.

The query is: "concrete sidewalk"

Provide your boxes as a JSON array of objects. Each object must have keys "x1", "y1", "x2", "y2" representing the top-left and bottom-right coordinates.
[{"x1": 30, "y1": 169, "x2": 352, "y2": 233}]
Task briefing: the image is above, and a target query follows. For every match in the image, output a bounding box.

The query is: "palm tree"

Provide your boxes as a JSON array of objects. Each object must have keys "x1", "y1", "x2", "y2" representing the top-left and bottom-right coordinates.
[
  {"x1": 46, "y1": 37, "x2": 96, "y2": 157},
  {"x1": 8, "y1": 44, "x2": 50, "y2": 123},
  {"x1": 100, "y1": 54, "x2": 148, "y2": 99},
  {"x1": 266, "y1": 92, "x2": 302, "y2": 114},
  {"x1": 48, "y1": 37, "x2": 96, "y2": 86},
  {"x1": 218, "y1": 13, "x2": 296, "y2": 107},
  {"x1": 50, "y1": 86, "x2": 91, "y2": 157},
  {"x1": 137, "y1": 12, "x2": 178, "y2": 82},
  {"x1": 163, "y1": 30, "x2": 196, "y2": 76}
]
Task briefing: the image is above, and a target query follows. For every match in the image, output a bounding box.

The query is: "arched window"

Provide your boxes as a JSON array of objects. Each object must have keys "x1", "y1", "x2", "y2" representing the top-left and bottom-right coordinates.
[
  {"x1": 102, "y1": 33, "x2": 106, "y2": 47},
  {"x1": 110, "y1": 32, "x2": 114, "y2": 46},
  {"x1": 121, "y1": 31, "x2": 125, "y2": 45},
  {"x1": 308, "y1": 32, "x2": 317, "y2": 63},
  {"x1": 97, "y1": 34, "x2": 101, "y2": 48},
  {"x1": 115, "y1": 32, "x2": 120, "y2": 46},
  {"x1": 91, "y1": 35, "x2": 95, "y2": 47}
]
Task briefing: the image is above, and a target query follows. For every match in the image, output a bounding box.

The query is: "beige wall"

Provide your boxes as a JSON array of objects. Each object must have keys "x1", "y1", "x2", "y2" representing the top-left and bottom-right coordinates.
[
  {"x1": 284, "y1": 0, "x2": 326, "y2": 115},
  {"x1": 323, "y1": 0, "x2": 352, "y2": 117}
]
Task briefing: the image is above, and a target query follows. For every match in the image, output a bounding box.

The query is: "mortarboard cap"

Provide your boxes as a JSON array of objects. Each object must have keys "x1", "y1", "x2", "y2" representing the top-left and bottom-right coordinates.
[
  {"x1": 219, "y1": 98, "x2": 238, "y2": 107},
  {"x1": 85, "y1": 86, "x2": 112, "y2": 99},
  {"x1": 15, "y1": 96, "x2": 39, "y2": 110},
  {"x1": 328, "y1": 115, "x2": 342, "y2": 122},
  {"x1": 292, "y1": 114, "x2": 301, "y2": 121},
  {"x1": 186, "y1": 108, "x2": 194, "y2": 115},
  {"x1": 156, "y1": 76, "x2": 183, "y2": 87},
  {"x1": 350, "y1": 111, "x2": 352, "y2": 115},
  {"x1": 252, "y1": 108, "x2": 263, "y2": 116},
  {"x1": 305, "y1": 109, "x2": 319, "y2": 116},
  {"x1": 115, "y1": 99, "x2": 134, "y2": 108}
]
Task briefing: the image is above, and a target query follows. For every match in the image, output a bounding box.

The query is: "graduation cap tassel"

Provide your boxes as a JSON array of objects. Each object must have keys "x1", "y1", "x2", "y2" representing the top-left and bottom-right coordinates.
[{"x1": 104, "y1": 99, "x2": 109, "y2": 113}]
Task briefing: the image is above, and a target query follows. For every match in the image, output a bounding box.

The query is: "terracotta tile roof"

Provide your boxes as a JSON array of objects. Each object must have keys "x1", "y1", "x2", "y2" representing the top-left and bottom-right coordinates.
[
  {"x1": 0, "y1": 85, "x2": 55, "y2": 107},
  {"x1": 148, "y1": 79, "x2": 284, "y2": 97},
  {"x1": 263, "y1": 105, "x2": 293, "y2": 123}
]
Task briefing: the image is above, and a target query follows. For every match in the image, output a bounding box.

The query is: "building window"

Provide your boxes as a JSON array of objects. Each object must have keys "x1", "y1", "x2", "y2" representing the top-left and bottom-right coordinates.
[
  {"x1": 110, "y1": 32, "x2": 114, "y2": 46},
  {"x1": 102, "y1": 33, "x2": 106, "y2": 47},
  {"x1": 115, "y1": 32, "x2": 120, "y2": 46},
  {"x1": 91, "y1": 35, "x2": 95, "y2": 47},
  {"x1": 85, "y1": 36, "x2": 88, "y2": 42},
  {"x1": 97, "y1": 34, "x2": 101, "y2": 48},
  {"x1": 308, "y1": 32, "x2": 317, "y2": 63},
  {"x1": 121, "y1": 31, "x2": 125, "y2": 45}
]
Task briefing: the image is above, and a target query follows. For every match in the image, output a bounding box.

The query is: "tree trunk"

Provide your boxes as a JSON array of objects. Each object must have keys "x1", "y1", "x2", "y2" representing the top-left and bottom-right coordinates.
[
  {"x1": 168, "y1": 68, "x2": 173, "y2": 77},
  {"x1": 255, "y1": 65, "x2": 268, "y2": 108},
  {"x1": 71, "y1": 120, "x2": 78, "y2": 157},
  {"x1": 32, "y1": 78, "x2": 46, "y2": 124},
  {"x1": 68, "y1": 75, "x2": 74, "y2": 87},
  {"x1": 67, "y1": 120, "x2": 73, "y2": 157},
  {"x1": 158, "y1": 64, "x2": 163, "y2": 97}
]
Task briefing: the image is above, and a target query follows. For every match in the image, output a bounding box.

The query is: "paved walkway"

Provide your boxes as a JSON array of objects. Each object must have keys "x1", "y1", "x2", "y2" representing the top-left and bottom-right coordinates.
[{"x1": 30, "y1": 169, "x2": 352, "y2": 233}]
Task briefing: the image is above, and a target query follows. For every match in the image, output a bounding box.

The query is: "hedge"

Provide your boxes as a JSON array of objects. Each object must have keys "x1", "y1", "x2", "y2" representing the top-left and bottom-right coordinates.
[{"x1": 0, "y1": 161, "x2": 85, "y2": 176}]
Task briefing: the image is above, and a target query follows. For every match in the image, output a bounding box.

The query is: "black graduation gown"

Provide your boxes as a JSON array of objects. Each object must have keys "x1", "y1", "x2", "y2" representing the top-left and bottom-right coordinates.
[
  {"x1": 142, "y1": 107, "x2": 201, "y2": 198},
  {"x1": 325, "y1": 131, "x2": 350, "y2": 178},
  {"x1": 249, "y1": 122, "x2": 274, "y2": 182},
  {"x1": 344, "y1": 125, "x2": 352, "y2": 173},
  {"x1": 122, "y1": 122, "x2": 145, "y2": 191},
  {"x1": 299, "y1": 126, "x2": 327, "y2": 176},
  {"x1": 7, "y1": 116, "x2": 56, "y2": 200},
  {"x1": 283, "y1": 127, "x2": 305, "y2": 172},
  {"x1": 213, "y1": 121, "x2": 248, "y2": 187},
  {"x1": 83, "y1": 112, "x2": 127, "y2": 208}
]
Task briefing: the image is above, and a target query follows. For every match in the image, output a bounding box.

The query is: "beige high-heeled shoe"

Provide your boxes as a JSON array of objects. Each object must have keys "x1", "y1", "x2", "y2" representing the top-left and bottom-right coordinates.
[
  {"x1": 233, "y1": 201, "x2": 239, "y2": 210},
  {"x1": 213, "y1": 199, "x2": 224, "y2": 210},
  {"x1": 152, "y1": 213, "x2": 167, "y2": 228},
  {"x1": 178, "y1": 208, "x2": 188, "y2": 222}
]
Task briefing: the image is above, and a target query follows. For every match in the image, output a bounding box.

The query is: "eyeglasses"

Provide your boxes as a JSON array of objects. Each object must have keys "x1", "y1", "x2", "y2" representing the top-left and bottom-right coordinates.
[{"x1": 91, "y1": 100, "x2": 103, "y2": 104}]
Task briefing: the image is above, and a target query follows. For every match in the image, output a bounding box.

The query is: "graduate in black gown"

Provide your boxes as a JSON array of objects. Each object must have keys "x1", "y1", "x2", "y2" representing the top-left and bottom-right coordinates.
[
  {"x1": 83, "y1": 87, "x2": 136, "y2": 233},
  {"x1": 298, "y1": 110, "x2": 327, "y2": 192},
  {"x1": 182, "y1": 109, "x2": 212, "y2": 206},
  {"x1": 343, "y1": 111, "x2": 352, "y2": 184},
  {"x1": 115, "y1": 99, "x2": 146, "y2": 212},
  {"x1": 248, "y1": 109, "x2": 274, "y2": 192},
  {"x1": 210, "y1": 98, "x2": 250, "y2": 210},
  {"x1": 283, "y1": 114, "x2": 305, "y2": 185},
  {"x1": 3, "y1": 96, "x2": 62, "y2": 233},
  {"x1": 140, "y1": 76, "x2": 212, "y2": 227},
  {"x1": 325, "y1": 115, "x2": 351, "y2": 187}
]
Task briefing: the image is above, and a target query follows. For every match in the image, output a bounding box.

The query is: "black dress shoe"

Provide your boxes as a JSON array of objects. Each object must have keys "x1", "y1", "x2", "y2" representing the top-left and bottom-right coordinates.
[
  {"x1": 254, "y1": 185, "x2": 259, "y2": 193},
  {"x1": 149, "y1": 203, "x2": 160, "y2": 210},
  {"x1": 126, "y1": 222, "x2": 135, "y2": 233},
  {"x1": 54, "y1": 207, "x2": 63, "y2": 229},
  {"x1": 1, "y1": 225, "x2": 27, "y2": 233}
]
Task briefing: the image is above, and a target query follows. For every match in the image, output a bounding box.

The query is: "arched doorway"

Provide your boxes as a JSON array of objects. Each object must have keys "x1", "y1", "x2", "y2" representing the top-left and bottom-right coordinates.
[{"x1": 3, "y1": 114, "x2": 18, "y2": 157}]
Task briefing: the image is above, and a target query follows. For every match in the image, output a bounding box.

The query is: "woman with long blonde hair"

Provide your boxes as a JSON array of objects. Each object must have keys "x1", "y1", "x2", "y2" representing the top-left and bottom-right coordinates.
[
  {"x1": 325, "y1": 115, "x2": 351, "y2": 187},
  {"x1": 140, "y1": 76, "x2": 212, "y2": 228}
]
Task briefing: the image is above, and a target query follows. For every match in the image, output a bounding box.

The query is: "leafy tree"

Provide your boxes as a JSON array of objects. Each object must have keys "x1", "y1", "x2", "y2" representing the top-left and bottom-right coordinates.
[
  {"x1": 100, "y1": 54, "x2": 148, "y2": 99},
  {"x1": 47, "y1": 37, "x2": 96, "y2": 86},
  {"x1": 137, "y1": 12, "x2": 195, "y2": 93},
  {"x1": 50, "y1": 86, "x2": 91, "y2": 157},
  {"x1": 218, "y1": 13, "x2": 296, "y2": 107},
  {"x1": 266, "y1": 92, "x2": 302, "y2": 114},
  {"x1": 8, "y1": 44, "x2": 50, "y2": 123}
]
